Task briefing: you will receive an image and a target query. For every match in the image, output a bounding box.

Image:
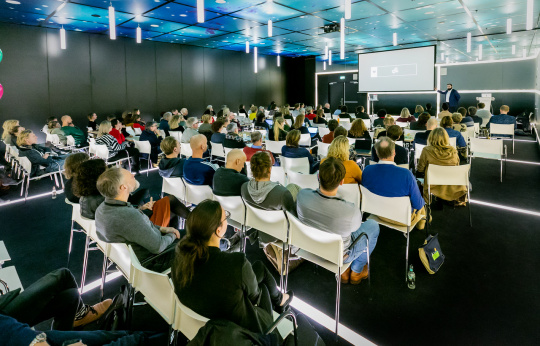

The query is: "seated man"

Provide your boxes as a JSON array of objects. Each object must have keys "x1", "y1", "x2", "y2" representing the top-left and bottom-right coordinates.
[
  {"x1": 375, "y1": 116, "x2": 395, "y2": 139},
  {"x1": 457, "y1": 107, "x2": 474, "y2": 127},
  {"x1": 413, "y1": 117, "x2": 438, "y2": 146},
  {"x1": 476, "y1": 102, "x2": 491, "y2": 126},
  {"x1": 487, "y1": 105, "x2": 516, "y2": 130},
  {"x1": 468, "y1": 106, "x2": 482, "y2": 126},
  {"x1": 183, "y1": 134, "x2": 218, "y2": 186},
  {"x1": 213, "y1": 149, "x2": 249, "y2": 197},
  {"x1": 210, "y1": 118, "x2": 227, "y2": 144},
  {"x1": 159, "y1": 136, "x2": 185, "y2": 178},
  {"x1": 181, "y1": 117, "x2": 200, "y2": 144},
  {"x1": 371, "y1": 125, "x2": 408, "y2": 165},
  {"x1": 362, "y1": 137, "x2": 426, "y2": 229},
  {"x1": 243, "y1": 130, "x2": 275, "y2": 164},
  {"x1": 95, "y1": 167, "x2": 181, "y2": 272},
  {"x1": 322, "y1": 119, "x2": 339, "y2": 144},
  {"x1": 60, "y1": 115, "x2": 87, "y2": 146},
  {"x1": 440, "y1": 116, "x2": 467, "y2": 148},
  {"x1": 297, "y1": 157, "x2": 379, "y2": 285},
  {"x1": 437, "y1": 103, "x2": 452, "y2": 119},
  {"x1": 223, "y1": 123, "x2": 246, "y2": 149}
]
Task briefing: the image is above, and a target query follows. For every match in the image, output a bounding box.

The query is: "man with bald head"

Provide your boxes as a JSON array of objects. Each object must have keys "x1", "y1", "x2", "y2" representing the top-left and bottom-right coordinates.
[
  {"x1": 413, "y1": 117, "x2": 438, "y2": 146},
  {"x1": 183, "y1": 134, "x2": 218, "y2": 186},
  {"x1": 362, "y1": 137, "x2": 426, "y2": 229},
  {"x1": 60, "y1": 115, "x2": 87, "y2": 146},
  {"x1": 213, "y1": 149, "x2": 249, "y2": 197}
]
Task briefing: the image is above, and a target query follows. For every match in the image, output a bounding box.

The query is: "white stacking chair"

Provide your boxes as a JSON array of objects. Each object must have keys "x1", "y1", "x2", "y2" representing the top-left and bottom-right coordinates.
[
  {"x1": 169, "y1": 131, "x2": 182, "y2": 142},
  {"x1": 18, "y1": 156, "x2": 63, "y2": 202},
  {"x1": 280, "y1": 157, "x2": 309, "y2": 175},
  {"x1": 426, "y1": 164, "x2": 472, "y2": 227},
  {"x1": 317, "y1": 141, "x2": 331, "y2": 159},
  {"x1": 465, "y1": 126, "x2": 476, "y2": 142},
  {"x1": 338, "y1": 118, "x2": 351, "y2": 124},
  {"x1": 360, "y1": 185, "x2": 425, "y2": 282},
  {"x1": 245, "y1": 161, "x2": 253, "y2": 178},
  {"x1": 319, "y1": 127, "x2": 331, "y2": 138},
  {"x1": 64, "y1": 198, "x2": 94, "y2": 267},
  {"x1": 77, "y1": 215, "x2": 97, "y2": 293},
  {"x1": 134, "y1": 127, "x2": 142, "y2": 135},
  {"x1": 265, "y1": 140, "x2": 286, "y2": 156},
  {"x1": 474, "y1": 122, "x2": 480, "y2": 134},
  {"x1": 414, "y1": 143, "x2": 427, "y2": 167},
  {"x1": 298, "y1": 133, "x2": 311, "y2": 147},
  {"x1": 490, "y1": 123, "x2": 515, "y2": 154},
  {"x1": 159, "y1": 130, "x2": 167, "y2": 138},
  {"x1": 255, "y1": 129, "x2": 268, "y2": 140},
  {"x1": 183, "y1": 179, "x2": 213, "y2": 206},
  {"x1": 66, "y1": 135, "x2": 76, "y2": 147},
  {"x1": 286, "y1": 211, "x2": 369, "y2": 335},
  {"x1": 337, "y1": 184, "x2": 360, "y2": 208},
  {"x1": 270, "y1": 166, "x2": 286, "y2": 186},
  {"x1": 210, "y1": 142, "x2": 225, "y2": 162},
  {"x1": 162, "y1": 177, "x2": 187, "y2": 202},
  {"x1": 362, "y1": 119, "x2": 371, "y2": 130},
  {"x1": 448, "y1": 137, "x2": 457, "y2": 148},
  {"x1": 224, "y1": 147, "x2": 233, "y2": 158},
  {"x1": 397, "y1": 122, "x2": 408, "y2": 128},
  {"x1": 286, "y1": 171, "x2": 318, "y2": 190},
  {"x1": 128, "y1": 246, "x2": 176, "y2": 339},
  {"x1": 181, "y1": 144, "x2": 193, "y2": 158},
  {"x1": 340, "y1": 122, "x2": 352, "y2": 131},
  {"x1": 42, "y1": 124, "x2": 50, "y2": 134},
  {"x1": 324, "y1": 112, "x2": 331, "y2": 119},
  {"x1": 213, "y1": 195, "x2": 248, "y2": 251},
  {"x1": 347, "y1": 137, "x2": 355, "y2": 146},
  {"x1": 470, "y1": 138, "x2": 506, "y2": 182},
  {"x1": 313, "y1": 123, "x2": 326, "y2": 128},
  {"x1": 133, "y1": 140, "x2": 152, "y2": 175},
  {"x1": 95, "y1": 144, "x2": 131, "y2": 170},
  {"x1": 126, "y1": 127, "x2": 136, "y2": 137},
  {"x1": 285, "y1": 119, "x2": 292, "y2": 127},
  {"x1": 170, "y1": 279, "x2": 209, "y2": 340}
]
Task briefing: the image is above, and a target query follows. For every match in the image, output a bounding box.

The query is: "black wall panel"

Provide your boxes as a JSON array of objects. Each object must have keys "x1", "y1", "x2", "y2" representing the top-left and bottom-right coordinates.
[
  {"x1": 222, "y1": 50, "x2": 242, "y2": 110},
  {"x1": 155, "y1": 42, "x2": 183, "y2": 113},
  {"x1": 181, "y1": 45, "x2": 206, "y2": 116},
  {"x1": 125, "y1": 40, "x2": 157, "y2": 117},
  {"x1": 203, "y1": 48, "x2": 224, "y2": 112},
  {"x1": 46, "y1": 29, "x2": 92, "y2": 119},
  {"x1": 241, "y1": 54, "x2": 257, "y2": 106}
]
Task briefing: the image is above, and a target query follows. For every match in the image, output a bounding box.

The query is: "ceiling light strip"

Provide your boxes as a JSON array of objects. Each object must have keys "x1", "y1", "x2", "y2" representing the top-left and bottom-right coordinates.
[
  {"x1": 197, "y1": 0, "x2": 205, "y2": 23},
  {"x1": 60, "y1": 27, "x2": 66, "y2": 49},
  {"x1": 136, "y1": 26, "x2": 141, "y2": 43},
  {"x1": 526, "y1": 0, "x2": 534, "y2": 30},
  {"x1": 345, "y1": 0, "x2": 352, "y2": 19},
  {"x1": 254, "y1": 47, "x2": 258, "y2": 73},
  {"x1": 340, "y1": 18, "x2": 345, "y2": 59},
  {"x1": 457, "y1": 0, "x2": 497, "y2": 54},
  {"x1": 108, "y1": 4, "x2": 116, "y2": 40}
]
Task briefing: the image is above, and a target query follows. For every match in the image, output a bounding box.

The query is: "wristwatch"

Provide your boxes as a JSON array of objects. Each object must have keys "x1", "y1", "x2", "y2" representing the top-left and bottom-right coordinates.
[{"x1": 30, "y1": 332, "x2": 47, "y2": 346}]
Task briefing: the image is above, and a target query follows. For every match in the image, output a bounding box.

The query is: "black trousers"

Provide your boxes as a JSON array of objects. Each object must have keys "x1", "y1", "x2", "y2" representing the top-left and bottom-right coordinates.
[
  {"x1": 252, "y1": 261, "x2": 283, "y2": 316},
  {"x1": 110, "y1": 147, "x2": 141, "y2": 172},
  {"x1": 2, "y1": 268, "x2": 83, "y2": 331}
]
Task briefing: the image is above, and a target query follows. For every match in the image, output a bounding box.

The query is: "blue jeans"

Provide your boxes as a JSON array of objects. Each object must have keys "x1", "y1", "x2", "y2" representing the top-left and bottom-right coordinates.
[{"x1": 343, "y1": 219, "x2": 379, "y2": 273}]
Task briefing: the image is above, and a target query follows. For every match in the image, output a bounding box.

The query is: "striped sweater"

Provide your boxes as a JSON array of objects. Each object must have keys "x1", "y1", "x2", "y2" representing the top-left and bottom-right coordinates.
[{"x1": 96, "y1": 134, "x2": 127, "y2": 158}]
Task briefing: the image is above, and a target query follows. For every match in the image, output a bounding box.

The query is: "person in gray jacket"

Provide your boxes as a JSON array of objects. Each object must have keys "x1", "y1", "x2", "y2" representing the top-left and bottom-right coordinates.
[{"x1": 95, "y1": 167, "x2": 181, "y2": 272}]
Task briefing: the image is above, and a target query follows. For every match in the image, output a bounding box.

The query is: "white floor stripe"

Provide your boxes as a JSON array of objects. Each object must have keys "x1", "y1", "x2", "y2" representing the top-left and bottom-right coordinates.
[
  {"x1": 0, "y1": 190, "x2": 64, "y2": 207},
  {"x1": 470, "y1": 199, "x2": 540, "y2": 217},
  {"x1": 505, "y1": 159, "x2": 540, "y2": 166},
  {"x1": 79, "y1": 271, "x2": 123, "y2": 294}
]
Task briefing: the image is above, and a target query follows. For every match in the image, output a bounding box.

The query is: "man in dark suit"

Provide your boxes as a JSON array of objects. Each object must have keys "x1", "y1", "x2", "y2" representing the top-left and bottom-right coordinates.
[{"x1": 436, "y1": 83, "x2": 461, "y2": 112}]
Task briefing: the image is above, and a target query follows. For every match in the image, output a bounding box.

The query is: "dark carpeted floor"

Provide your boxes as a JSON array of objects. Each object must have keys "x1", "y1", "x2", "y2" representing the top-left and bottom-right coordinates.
[{"x1": 1, "y1": 137, "x2": 539, "y2": 345}]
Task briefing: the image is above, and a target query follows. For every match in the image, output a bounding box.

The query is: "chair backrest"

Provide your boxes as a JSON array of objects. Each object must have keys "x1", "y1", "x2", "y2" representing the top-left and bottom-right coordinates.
[
  {"x1": 286, "y1": 211, "x2": 344, "y2": 267},
  {"x1": 224, "y1": 147, "x2": 233, "y2": 158},
  {"x1": 448, "y1": 137, "x2": 457, "y2": 148},
  {"x1": 281, "y1": 156, "x2": 309, "y2": 174},
  {"x1": 181, "y1": 145, "x2": 193, "y2": 158},
  {"x1": 395, "y1": 140, "x2": 404, "y2": 147},
  {"x1": 270, "y1": 166, "x2": 286, "y2": 185},
  {"x1": 133, "y1": 140, "x2": 152, "y2": 155},
  {"x1": 183, "y1": 179, "x2": 214, "y2": 205},
  {"x1": 490, "y1": 123, "x2": 514, "y2": 136},
  {"x1": 427, "y1": 164, "x2": 470, "y2": 186},
  {"x1": 42, "y1": 124, "x2": 50, "y2": 133},
  {"x1": 465, "y1": 126, "x2": 475, "y2": 141},
  {"x1": 414, "y1": 143, "x2": 427, "y2": 161},
  {"x1": 323, "y1": 113, "x2": 331, "y2": 119},
  {"x1": 18, "y1": 156, "x2": 32, "y2": 174},
  {"x1": 319, "y1": 128, "x2": 331, "y2": 138},
  {"x1": 244, "y1": 203, "x2": 288, "y2": 242},
  {"x1": 338, "y1": 118, "x2": 351, "y2": 123},
  {"x1": 159, "y1": 130, "x2": 166, "y2": 138},
  {"x1": 470, "y1": 138, "x2": 503, "y2": 158},
  {"x1": 362, "y1": 119, "x2": 371, "y2": 130},
  {"x1": 299, "y1": 133, "x2": 311, "y2": 147},
  {"x1": 170, "y1": 279, "x2": 209, "y2": 340},
  {"x1": 245, "y1": 161, "x2": 253, "y2": 178},
  {"x1": 50, "y1": 134, "x2": 61, "y2": 145},
  {"x1": 66, "y1": 135, "x2": 76, "y2": 146},
  {"x1": 265, "y1": 140, "x2": 286, "y2": 155},
  {"x1": 285, "y1": 119, "x2": 292, "y2": 127},
  {"x1": 210, "y1": 142, "x2": 225, "y2": 158},
  {"x1": 317, "y1": 141, "x2": 331, "y2": 158},
  {"x1": 213, "y1": 195, "x2": 246, "y2": 226},
  {"x1": 397, "y1": 122, "x2": 408, "y2": 128},
  {"x1": 360, "y1": 185, "x2": 412, "y2": 226},
  {"x1": 287, "y1": 171, "x2": 318, "y2": 190},
  {"x1": 126, "y1": 127, "x2": 136, "y2": 137},
  {"x1": 162, "y1": 177, "x2": 187, "y2": 201},
  {"x1": 341, "y1": 122, "x2": 352, "y2": 131},
  {"x1": 134, "y1": 127, "x2": 142, "y2": 135},
  {"x1": 94, "y1": 144, "x2": 110, "y2": 160},
  {"x1": 169, "y1": 131, "x2": 182, "y2": 142},
  {"x1": 397, "y1": 163, "x2": 409, "y2": 169},
  {"x1": 336, "y1": 184, "x2": 360, "y2": 208},
  {"x1": 347, "y1": 137, "x2": 355, "y2": 146},
  {"x1": 107, "y1": 242, "x2": 132, "y2": 280},
  {"x1": 313, "y1": 123, "x2": 326, "y2": 128},
  {"x1": 474, "y1": 122, "x2": 480, "y2": 133},
  {"x1": 128, "y1": 246, "x2": 175, "y2": 324}
]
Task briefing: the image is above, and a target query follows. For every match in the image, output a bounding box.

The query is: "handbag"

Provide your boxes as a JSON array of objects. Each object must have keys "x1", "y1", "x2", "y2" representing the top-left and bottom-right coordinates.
[{"x1": 418, "y1": 233, "x2": 445, "y2": 274}]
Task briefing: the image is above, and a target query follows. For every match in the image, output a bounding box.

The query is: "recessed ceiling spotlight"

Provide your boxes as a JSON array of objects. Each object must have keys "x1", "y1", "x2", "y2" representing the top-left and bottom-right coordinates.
[
  {"x1": 151, "y1": 24, "x2": 159, "y2": 27},
  {"x1": 180, "y1": 14, "x2": 187, "y2": 17},
  {"x1": 216, "y1": 0, "x2": 226, "y2": 3},
  {"x1": 6, "y1": 0, "x2": 21, "y2": 4}
]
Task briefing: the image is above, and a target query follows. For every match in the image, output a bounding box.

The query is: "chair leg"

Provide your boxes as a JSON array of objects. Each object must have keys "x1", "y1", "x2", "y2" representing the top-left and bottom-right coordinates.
[
  {"x1": 468, "y1": 188, "x2": 472, "y2": 228},
  {"x1": 24, "y1": 176, "x2": 30, "y2": 202},
  {"x1": 59, "y1": 173, "x2": 64, "y2": 189},
  {"x1": 147, "y1": 157, "x2": 150, "y2": 176},
  {"x1": 80, "y1": 235, "x2": 90, "y2": 292},
  {"x1": 500, "y1": 159, "x2": 503, "y2": 183},
  {"x1": 100, "y1": 255, "x2": 108, "y2": 301},
  {"x1": 335, "y1": 270, "x2": 341, "y2": 336},
  {"x1": 20, "y1": 175, "x2": 25, "y2": 196},
  {"x1": 405, "y1": 227, "x2": 410, "y2": 282},
  {"x1": 284, "y1": 243, "x2": 290, "y2": 292},
  {"x1": 67, "y1": 219, "x2": 75, "y2": 266}
]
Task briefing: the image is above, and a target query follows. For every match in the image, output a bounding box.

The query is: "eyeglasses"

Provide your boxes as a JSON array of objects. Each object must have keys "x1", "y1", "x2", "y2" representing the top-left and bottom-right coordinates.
[{"x1": 220, "y1": 210, "x2": 231, "y2": 225}]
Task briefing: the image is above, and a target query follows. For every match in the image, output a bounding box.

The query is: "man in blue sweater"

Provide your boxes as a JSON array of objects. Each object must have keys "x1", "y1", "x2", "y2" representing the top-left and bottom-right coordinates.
[
  {"x1": 362, "y1": 137, "x2": 426, "y2": 229},
  {"x1": 183, "y1": 134, "x2": 219, "y2": 186}
]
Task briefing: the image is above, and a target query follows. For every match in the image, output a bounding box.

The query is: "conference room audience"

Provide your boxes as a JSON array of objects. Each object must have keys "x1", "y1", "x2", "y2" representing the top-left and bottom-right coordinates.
[
  {"x1": 296, "y1": 157, "x2": 379, "y2": 285},
  {"x1": 413, "y1": 118, "x2": 438, "y2": 146},
  {"x1": 95, "y1": 121, "x2": 141, "y2": 173},
  {"x1": 487, "y1": 105, "x2": 516, "y2": 129},
  {"x1": 181, "y1": 117, "x2": 200, "y2": 144},
  {"x1": 416, "y1": 128, "x2": 467, "y2": 205},
  {"x1": 60, "y1": 115, "x2": 87, "y2": 146},
  {"x1": 129, "y1": 112, "x2": 146, "y2": 131},
  {"x1": 139, "y1": 121, "x2": 163, "y2": 165},
  {"x1": 73, "y1": 159, "x2": 107, "y2": 219},
  {"x1": 272, "y1": 117, "x2": 288, "y2": 141},
  {"x1": 468, "y1": 106, "x2": 482, "y2": 125},
  {"x1": 210, "y1": 118, "x2": 227, "y2": 144},
  {"x1": 356, "y1": 106, "x2": 370, "y2": 119},
  {"x1": 409, "y1": 112, "x2": 430, "y2": 131},
  {"x1": 223, "y1": 123, "x2": 246, "y2": 149},
  {"x1": 457, "y1": 107, "x2": 474, "y2": 127},
  {"x1": 169, "y1": 115, "x2": 185, "y2": 133},
  {"x1": 281, "y1": 130, "x2": 318, "y2": 174},
  {"x1": 376, "y1": 116, "x2": 396, "y2": 139},
  {"x1": 440, "y1": 116, "x2": 467, "y2": 148},
  {"x1": 87, "y1": 112, "x2": 98, "y2": 131},
  {"x1": 159, "y1": 112, "x2": 172, "y2": 137},
  {"x1": 158, "y1": 136, "x2": 185, "y2": 178},
  {"x1": 322, "y1": 119, "x2": 339, "y2": 143},
  {"x1": 371, "y1": 125, "x2": 409, "y2": 165},
  {"x1": 373, "y1": 109, "x2": 387, "y2": 128},
  {"x1": 362, "y1": 137, "x2": 427, "y2": 229},
  {"x1": 204, "y1": 105, "x2": 216, "y2": 116},
  {"x1": 397, "y1": 107, "x2": 416, "y2": 123},
  {"x1": 451, "y1": 113, "x2": 467, "y2": 132},
  {"x1": 17, "y1": 130, "x2": 65, "y2": 176},
  {"x1": 213, "y1": 149, "x2": 249, "y2": 197},
  {"x1": 313, "y1": 109, "x2": 328, "y2": 125},
  {"x1": 438, "y1": 103, "x2": 452, "y2": 119},
  {"x1": 172, "y1": 200, "x2": 292, "y2": 335},
  {"x1": 348, "y1": 119, "x2": 371, "y2": 141},
  {"x1": 292, "y1": 114, "x2": 309, "y2": 135},
  {"x1": 63, "y1": 152, "x2": 89, "y2": 204},
  {"x1": 198, "y1": 114, "x2": 213, "y2": 134},
  {"x1": 183, "y1": 134, "x2": 219, "y2": 186},
  {"x1": 322, "y1": 136, "x2": 362, "y2": 184},
  {"x1": 476, "y1": 102, "x2": 491, "y2": 126},
  {"x1": 109, "y1": 119, "x2": 128, "y2": 144},
  {"x1": 413, "y1": 105, "x2": 424, "y2": 118},
  {"x1": 243, "y1": 131, "x2": 275, "y2": 164},
  {"x1": 426, "y1": 103, "x2": 436, "y2": 117}
]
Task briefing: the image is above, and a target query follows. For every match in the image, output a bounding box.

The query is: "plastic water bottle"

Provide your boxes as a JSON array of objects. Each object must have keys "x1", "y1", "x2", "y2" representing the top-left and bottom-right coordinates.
[
  {"x1": 52, "y1": 187, "x2": 57, "y2": 199},
  {"x1": 407, "y1": 264, "x2": 416, "y2": 289}
]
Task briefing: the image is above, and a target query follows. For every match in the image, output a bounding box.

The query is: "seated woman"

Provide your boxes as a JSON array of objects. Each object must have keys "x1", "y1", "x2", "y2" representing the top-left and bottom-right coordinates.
[
  {"x1": 74, "y1": 159, "x2": 108, "y2": 219},
  {"x1": 413, "y1": 105, "x2": 424, "y2": 118},
  {"x1": 95, "y1": 120, "x2": 141, "y2": 174},
  {"x1": 416, "y1": 128, "x2": 467, "y2": 205},
  {"x1": 396, "y1": 107, "x2": 416, "y2": 123},
  {"x1": 281, "y1": 130, "x2": 319, "y2": 174},
  {"x1": 131, "y1": 113, "x2": 146, "y2": 131},
  {"x1": 17, "y1": 130, "x2": 65, "y2": 177},
  {"x1": 198, "y1": 114, "x2": 213, "y2": 134},
  {"x1": 376, "y1": 116, "x2": 395, "y2": 139},
  {"x1": 2, "y1": 119, "x2": 19, "y2": 145},
  {"x1": 322, "y1": 135, "x2": 362, "y2": 184},
  {"x1": 7, "y1": 125, "x2": 25, "y2": 146},
  {"x1": 440, "y1": 115, "x2": 467, "y2": 149},
  {"x1": 63, "y1": 152, "x2": 89, "y2": 204},
  {"x1": 253, "y1": 112, "x2": 270, "y2": 131},
  {"x1": 410, "y1": 112, "x2": 430, "y2": 131},
  {"x1": 248, "y1": 105, "x2": 258, "y2": 121},
  {"x1": 210, "y1": 118, "x2": 227, "y2": 144},
  {"x1": 159, "y1": 136, "x2": 185, "y2": 178},
  {"x1": 48, "y1": 120, "x2": 67, "y2": 145},
  {"x1": 172, "y1": 200, "x2": 292, "y2": 334},
  {"x1": 348, "y1": 119, "x2": 371, "y2": 141},
  {"x1": 169, "y1": 115, "x2": 185, "y2": 133},
  {"x1": 282, "y1": 104, "x2": 293, "y2": 121},
  {"x1": 451, "y1": 113, "x2": 467, "y2": 132},
  {"x1": 271, "y1": 117, "x2": 288, "y2": 142},
  {"x1": 139, "y1": 121, "x2": 163, "y2": 165},
  {"x1": 312, "y1": 109, "x2": 328, "y2": 125},
  {"x1": 372, "y1": 109, "x2": 387, "y2": 128}
]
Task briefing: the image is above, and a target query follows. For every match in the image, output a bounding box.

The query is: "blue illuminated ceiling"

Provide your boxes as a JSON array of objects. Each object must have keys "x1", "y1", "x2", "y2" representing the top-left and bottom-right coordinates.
[{"x1": 0, "y1": 0, "x2": 538, "y2": 63}]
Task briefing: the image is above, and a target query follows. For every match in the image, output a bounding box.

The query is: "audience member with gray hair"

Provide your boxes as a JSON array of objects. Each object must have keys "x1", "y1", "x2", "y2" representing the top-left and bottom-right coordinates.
[
  {"x1": 223, "y1": 121, "x2": 246, "y2": 149},
  {"x1": 180, "y1": 108, "x2": 188, "y2": 116},
  {"x1": 243, "y1": 131, "x2": 275, "y2": 164},
  {"x1": 181, "y1": 117, "x2": 200, "y2": 143},
  {"x1": 159, "y1": 112, "x2": 172, "y2": 136}
]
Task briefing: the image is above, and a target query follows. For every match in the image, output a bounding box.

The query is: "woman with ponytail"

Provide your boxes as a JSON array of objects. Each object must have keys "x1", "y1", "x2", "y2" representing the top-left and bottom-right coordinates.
[{"x1": 172, "y1": 200, "x2": 293, "y2": 333}]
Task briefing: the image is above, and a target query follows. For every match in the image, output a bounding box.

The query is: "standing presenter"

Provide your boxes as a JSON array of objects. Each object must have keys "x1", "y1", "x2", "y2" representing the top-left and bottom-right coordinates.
[{"x1": 436, "y1": 83, "x2": 461, "y2": 112}]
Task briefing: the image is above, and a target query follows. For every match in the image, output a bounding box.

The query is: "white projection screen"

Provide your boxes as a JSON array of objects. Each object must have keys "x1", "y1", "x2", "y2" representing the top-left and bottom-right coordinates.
[{"x1": 358, "y1": 46, "x2": 435, "y2": 92}]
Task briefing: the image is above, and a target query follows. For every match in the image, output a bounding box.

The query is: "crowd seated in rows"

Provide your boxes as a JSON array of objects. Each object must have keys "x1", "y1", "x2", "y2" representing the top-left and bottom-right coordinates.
[
  {"x1": 440, "y1": 116, "x2": 467, "y2": 148},
  {"x1": 413, "y1": 117, "x2": 438, "y2": 146},
  {"x1": 243, "y1": 131, "x2": 275, "y2": 164},
  {"x1": 348, "y1": 119, "x2": 371, "y2": 141},
  {"x1": 413, "y1": 105, "x2": 424, "y2": 118},
  {"x1": 223, "y1": 123, "x2": 246, "y2": 149},
  {"x1": 181, "y1": 117, "x2": 200, "y2": 144},
  {"x1": 487, "y1": 105, "x2": 516, "y2": 129},
  {"x1": 17, "y1": 130, "x2": 66, "y2": 176},
  {"x1": 457, "y1": 107, "x2": 474, "y2": 127},
  {"x1": 451, "y1": 113, "x2": 467, "y2": 132},
  {"x1": 410, "y1": 112, "x2": 430, "y2": 131},
  {"x1": 375, "y1": 116, "x2": 396, "y2": 138}
]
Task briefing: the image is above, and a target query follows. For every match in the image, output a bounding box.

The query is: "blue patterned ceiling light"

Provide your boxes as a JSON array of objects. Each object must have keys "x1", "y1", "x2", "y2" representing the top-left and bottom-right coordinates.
[{"x1": 0, "y1": 0, "x2": 537, "y2": 63}]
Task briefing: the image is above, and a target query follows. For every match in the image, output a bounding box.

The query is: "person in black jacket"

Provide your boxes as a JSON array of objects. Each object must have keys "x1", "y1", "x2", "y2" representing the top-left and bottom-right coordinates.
[
  {"x1": 223, "y1": 123, "x2": 246, "y2": 149},
  {"x1": 172, "y1": 200, "x2": 293, "y2": 334},
  {"x1": 63, "y1": 152, "x2": 89, "y2": 204},
  {"x1": 17, "y1": 130, "x2": 66, "y2": 176},
  {"x1": 139, "y1": 121, "x2": 163, "y2": 165},
  {"x1": 371, "y1": 125, "x2": 409, "y2": 165},
  {"x1": 158, "y1": 136, "x2": 185, "y2": 178},
  {"x1": 355, "y1": 106, "x2": 370, "y2": 120},
  {"x1": 213, "y1": 149, "x2": 249, "y2": 196}
]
